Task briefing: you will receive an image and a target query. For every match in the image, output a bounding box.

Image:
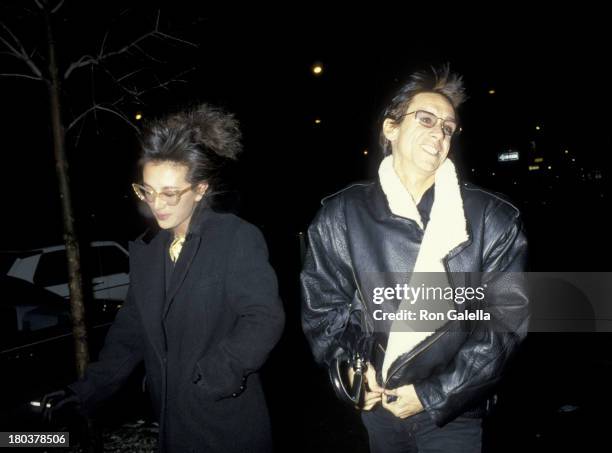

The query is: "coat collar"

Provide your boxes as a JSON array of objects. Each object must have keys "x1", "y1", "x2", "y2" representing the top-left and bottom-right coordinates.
[
  {"x1": 378, "y1": 155, "x2": 471, "y2": 381},
  {"x1": 378, "y1": 154, "x2": 469, "y2": 268},
  {"x1": 129, "y1": 204, "x2": 216, "y2": 353}
]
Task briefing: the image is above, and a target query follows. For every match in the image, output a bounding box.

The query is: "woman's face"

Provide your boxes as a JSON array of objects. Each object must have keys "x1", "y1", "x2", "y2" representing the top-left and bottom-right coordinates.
[{"x1": 141, "y1": 161, "x2": 207, "y2": 237}]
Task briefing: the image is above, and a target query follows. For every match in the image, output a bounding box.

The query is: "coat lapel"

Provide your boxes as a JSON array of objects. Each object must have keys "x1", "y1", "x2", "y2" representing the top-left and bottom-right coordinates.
[{"x1": 129, "y1": 231, "x2": 167, "y2": 358}]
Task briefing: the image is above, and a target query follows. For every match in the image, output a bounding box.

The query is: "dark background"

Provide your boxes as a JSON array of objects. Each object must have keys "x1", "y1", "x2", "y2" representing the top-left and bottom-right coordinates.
[{"x1": 1, "y1": 2, "x2": 610, "y2": 452}]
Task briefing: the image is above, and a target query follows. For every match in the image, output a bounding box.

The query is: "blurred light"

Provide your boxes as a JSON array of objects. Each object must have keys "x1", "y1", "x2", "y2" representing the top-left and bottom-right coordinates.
[
  {"x1": 535, "y1": 125, "x2": 541, "y2": 130},
  {"x1": 314, "y1": 118, "x2": 321, "y2": 124},
  {"x1": 548, "y1": 165, "x2": 552, "y2": 170},
  {"x1": 363, "y1": 149, "x2": 369, "y2": 156},
  {"x1": 564, "y1": 149, "x2": 569, "y2": 154},
  {"x1": 135, "y1": 113, "x2": 143, "y2": 120},
  {"x1": 572, "y1": 158, "x2": 576, "y2": 162},
  {"x1": 488, "y1": 89, "x2": 496, "y2": 95},
  {"x1": 312, "y1": 63, "x2": 323, "y2": 75},
  {"x1": 529, "y1": 165, "x2": 540, "y2": 171},
  {"x1": 471, "y1": 168, "x2": 475, "y2": 172},
  {"x1": 534, "y1": 157, "x2": 544, "y2": 163},
  {"x1": 498, "y1": 151, "x2": 519, "y2": 162},
  {"x1": 30, "y1": 401, "x2": 51, "y2": 408},
  {"x1": 492, "y1": 172, "x2": 496, "y2": 176}
]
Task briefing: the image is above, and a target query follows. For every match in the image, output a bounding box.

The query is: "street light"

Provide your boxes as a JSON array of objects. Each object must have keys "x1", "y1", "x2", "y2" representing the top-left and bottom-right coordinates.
[{"x1": 312, "y1": 63, "x2": 323, "y2": 76}]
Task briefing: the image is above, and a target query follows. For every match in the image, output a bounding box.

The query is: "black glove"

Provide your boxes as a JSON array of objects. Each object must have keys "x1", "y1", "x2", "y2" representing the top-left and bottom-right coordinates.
[{"x1": 40, "y1": 388, "x2": 80, "y2": 425}]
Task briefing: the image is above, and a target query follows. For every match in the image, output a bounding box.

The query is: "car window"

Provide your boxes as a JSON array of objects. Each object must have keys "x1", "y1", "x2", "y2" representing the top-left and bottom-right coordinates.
[
  {"x1": 94, "y1": 246, "x2": 129, "y2": 277},
  {"x1": 32, "y1": 251, "x2": 68, "y2": 287},
  {"x1": 32, "y1": 245, "x2": 128, "y2": 288}
]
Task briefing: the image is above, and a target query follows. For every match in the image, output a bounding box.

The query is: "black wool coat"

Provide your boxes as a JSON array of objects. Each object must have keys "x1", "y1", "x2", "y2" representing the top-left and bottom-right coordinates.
[{"x1": 70, "y1": 206, "x2": 285, "y2": 452}]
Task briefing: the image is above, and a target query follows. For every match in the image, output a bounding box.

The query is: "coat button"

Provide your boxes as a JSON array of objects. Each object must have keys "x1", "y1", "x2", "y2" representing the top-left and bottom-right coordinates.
[
  {"x1": 239, "y1": 385, "x2": 245, "y2": 391},
  {"x1": 232, "y1": 393, "x2": 238, "y2": 398}
]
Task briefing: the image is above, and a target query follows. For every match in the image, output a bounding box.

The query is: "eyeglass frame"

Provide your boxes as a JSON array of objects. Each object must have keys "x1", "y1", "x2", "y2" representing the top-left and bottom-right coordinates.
[
  {"x1": 398, "y1": 110, "x2": 460, "y2": 137},
  {"x1": 131, "y1": 183, "x2": 194, "y2": 206}
]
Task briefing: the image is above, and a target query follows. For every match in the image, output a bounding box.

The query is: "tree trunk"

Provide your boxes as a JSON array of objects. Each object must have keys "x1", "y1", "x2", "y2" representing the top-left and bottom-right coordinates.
[
  {"x1": 44, "y1": 5, "x2": 90, "y2": 381},
  {"x1": 44, "y1": 10, "x2": 102, "y2": 453}
]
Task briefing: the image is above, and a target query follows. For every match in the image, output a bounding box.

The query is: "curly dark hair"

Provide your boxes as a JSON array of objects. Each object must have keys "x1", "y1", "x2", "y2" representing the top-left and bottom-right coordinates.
[
  {"x1": 379, "y1": 64, "x2": 467, "y2": 156},
  {"x1": 139, "y1": 103, "x2": 242, "y2": 206}
]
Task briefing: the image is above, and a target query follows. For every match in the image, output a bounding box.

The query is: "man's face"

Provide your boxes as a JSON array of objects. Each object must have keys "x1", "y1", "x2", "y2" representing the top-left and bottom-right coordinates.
[
  {"x1": 383, "y1": 92, "x2": 456, "y2": 177},
  {"x1": 142, "y1": 161, "x2": 206, "y2": 236}
]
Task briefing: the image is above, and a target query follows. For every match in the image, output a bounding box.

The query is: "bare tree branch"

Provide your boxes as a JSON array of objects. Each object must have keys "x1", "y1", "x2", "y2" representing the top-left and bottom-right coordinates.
[
  {"x1": 0, "y1": 72, "x2": 42, "y2": 80},
  {"x1": 51, "y1": 0, "x2": 65, "y2": 14},
  {"x1": 67, "y1": 103, "x2": 140, "y2": 133},
  {"x1": 154, "y1": 10, "x2": 160, "y2": 30},
  {"x1": 117, "y1": 67, "x2": 144, "y2": 82},
  {"x1": 155, "y1": 31, "x2": 199, "y2": 48},
  {"x1": 64, "y1": 11, "x2": 197, "y2": 80},
  {"x1": 98, "y1": 31, "x2": 109, "y2": 58},
  {"x1": 132, "y1": 43, "x2": 164, "y2": 63},
  {"x1": 33, "y1": 0, "x2": 64, "y2": 13},
  {"x1": 0, "y1": 22, "x2": 44, "y2": 79},
  {"x1": 64, "y1": 29, "x2": 157, "y2": 79},
  {"x1": 121, "y1": 66, "x2": 194, "y2": 100}
]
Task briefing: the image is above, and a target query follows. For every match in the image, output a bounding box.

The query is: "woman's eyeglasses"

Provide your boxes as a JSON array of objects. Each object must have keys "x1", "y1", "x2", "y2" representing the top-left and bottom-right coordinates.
[{"x1": 131, "y1": 183, "x2": 193, "y2": 206}]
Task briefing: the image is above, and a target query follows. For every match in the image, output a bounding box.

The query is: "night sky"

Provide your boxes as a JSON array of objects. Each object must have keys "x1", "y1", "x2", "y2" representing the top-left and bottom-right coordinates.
[{"x1": 2, "y1": 2, "x2": 610, "y2": 265}]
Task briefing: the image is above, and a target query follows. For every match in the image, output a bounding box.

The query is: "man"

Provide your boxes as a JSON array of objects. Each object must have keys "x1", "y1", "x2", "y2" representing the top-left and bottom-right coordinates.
[{"x1": 301, "y1": 66, "x2": 529, "y2": 452}]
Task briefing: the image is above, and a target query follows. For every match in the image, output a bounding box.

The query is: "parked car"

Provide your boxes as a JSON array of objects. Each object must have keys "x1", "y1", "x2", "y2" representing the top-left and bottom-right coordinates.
[
  {"x1": 0, "y1": 275, "x2": 125, "y2": 427},
  {"x1": 3, "y1": 241, "x2": 129, "y2": 302},
  {"x1": 0, "y1": 276, "x2": 151, "y2": 433}
]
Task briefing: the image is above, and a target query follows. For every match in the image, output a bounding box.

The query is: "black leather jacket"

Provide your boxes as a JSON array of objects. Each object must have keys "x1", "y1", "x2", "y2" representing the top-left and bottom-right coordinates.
[{"x1": 301, "y1": 178, "x2": 529, "y2": 426}]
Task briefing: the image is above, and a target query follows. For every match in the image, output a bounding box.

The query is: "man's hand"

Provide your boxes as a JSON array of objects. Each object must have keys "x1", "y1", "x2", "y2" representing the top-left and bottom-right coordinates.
[
  {"x1": 382, "y1": 384, "x2": 424, "y2": 419},
  {"x1": 349, "y1": 362, "x2": 383, "y2": 410}
]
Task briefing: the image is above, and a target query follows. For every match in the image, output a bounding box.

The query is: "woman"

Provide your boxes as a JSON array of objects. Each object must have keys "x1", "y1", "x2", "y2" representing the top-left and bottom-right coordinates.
[{"x1": 45, "y1": 104, "x2": 285, "y2": 452}]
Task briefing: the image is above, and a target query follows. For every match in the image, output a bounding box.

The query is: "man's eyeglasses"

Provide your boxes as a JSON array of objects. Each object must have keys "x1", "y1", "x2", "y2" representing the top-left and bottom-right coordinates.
[
  {"x1": 399, "y1": 110, "x2": 459, "y2": 137},
  {"x1": 131, "y1": 183, "x2": 193, "y2": 206}
]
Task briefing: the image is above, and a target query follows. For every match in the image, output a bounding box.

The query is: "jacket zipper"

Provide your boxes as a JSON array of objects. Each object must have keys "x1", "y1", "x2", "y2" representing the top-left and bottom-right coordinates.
[
  {"x1": 383, "y1": 324, "x2": 452, "y2": 388},
  {"x1": 382, "y1": 244, "x2": 470, "y2": 388}
]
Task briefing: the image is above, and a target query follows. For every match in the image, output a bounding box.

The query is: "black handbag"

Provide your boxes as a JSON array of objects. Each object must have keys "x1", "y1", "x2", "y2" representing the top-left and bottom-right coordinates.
[
  {"x1": 327, "y1": 301, "x2": 374, "y2": 408},
  {"x1": 328, "y1": 351, "x2": 366, "y2": 407}
]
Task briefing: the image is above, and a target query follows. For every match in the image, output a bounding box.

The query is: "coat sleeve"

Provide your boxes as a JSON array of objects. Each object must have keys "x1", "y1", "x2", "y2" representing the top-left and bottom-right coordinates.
[
  {"x1": 193, "y1": 222, "x2": 285, "y2": 400},
  {"x1": 68, "y1": 284, "x2": 144, "y2": 412},
  {"x1": 414, "y1": 204, "x2": 530, "y2": 426},
  {"x1": 300, "y1": 198, "x2": 357, "y2": 366}
]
